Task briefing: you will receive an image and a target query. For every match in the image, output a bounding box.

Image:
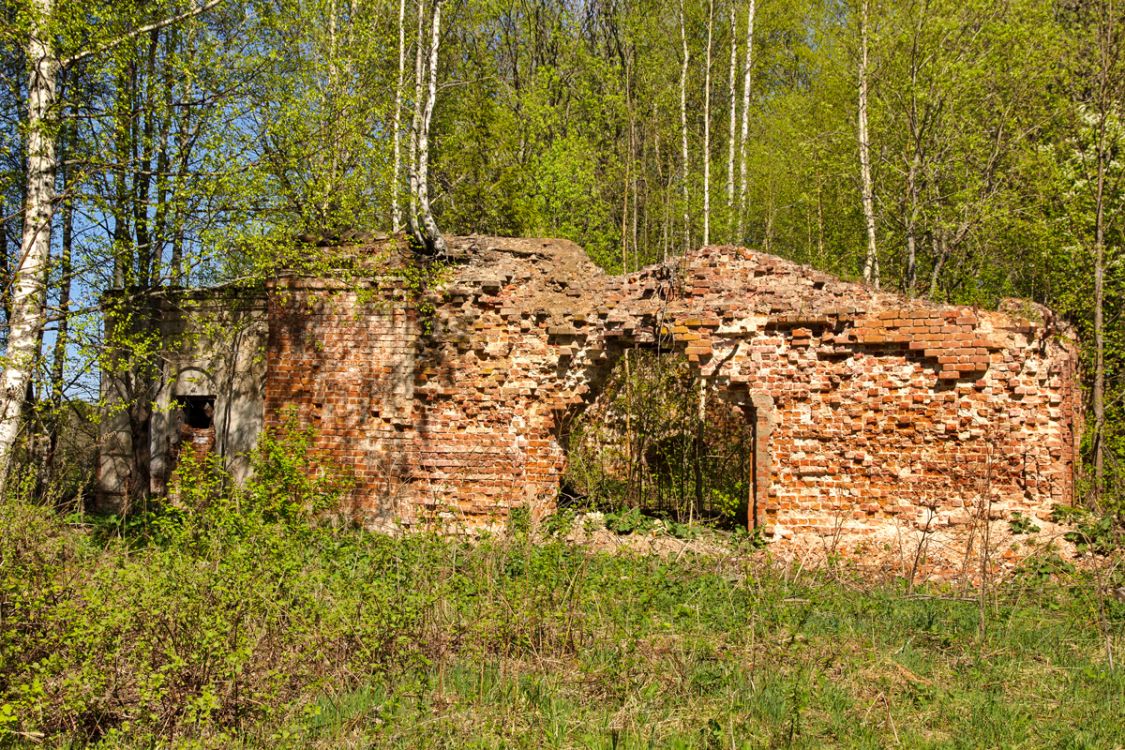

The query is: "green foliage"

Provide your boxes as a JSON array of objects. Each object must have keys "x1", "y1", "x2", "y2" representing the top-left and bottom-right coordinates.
[
  {"x1": 664, "y1": 517, "x2": 699, "y2": 540},
  {"x1": 0, "y1": 437, "x2": 429, "y2": 747},
  {"x1": 1013, "y1": 551, "x2": 1076, "y2": 582},
  {"x1": 506, "y1": 505, "x2": 531, "y2": 535},
  {"x1": 1008, "y1": 511, "x2": 1041, "y2": 535},
  {"x1": 244, "y1": 406, "x2": 353, "y2": 525},
  {"x1": 540, "y1": 507, "x2": 577, "y2": 538},
  {"x1": 1053, "y1": 504, "x2": 1123, "y2": 556},
  {"x1": 707, "y1": 486, "x2": 744, "y2": 522},
  {"x1": 605, "y1": 507, "x2": 654, "y2": 535},
  {"x1": 5, "y1": 491, "x2": 1124, "y2": 747}
]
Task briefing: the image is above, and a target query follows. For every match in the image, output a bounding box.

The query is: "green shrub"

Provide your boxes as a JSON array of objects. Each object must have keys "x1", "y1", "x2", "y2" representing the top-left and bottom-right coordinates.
[
  {"x1": 605, "y1": 507, "x2": 653, "y2": 535},
  {"x1": 1052, "y1": 504, "x2": 1123, "y2": 556},
  {"x1": 1009, "y1": 511, "x2": 1041, "y2": 535},
  {"x1": 0, "y1": 417, "x2": 424, "y2": 747},
  {"x1": 244, "y1": 406, "x2": 354, "y2": 524}
]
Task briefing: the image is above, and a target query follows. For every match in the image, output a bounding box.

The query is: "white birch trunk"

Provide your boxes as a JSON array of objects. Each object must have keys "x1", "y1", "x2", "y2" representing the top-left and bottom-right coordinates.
[
  {"x1": 702, "y1": 0, "x2": 714, "y2": 246},
  {"x1": 679, "y1": 0, "x2": 691, "y2": 254},
  {"x1": 417, "y1": 0, "x2": 445, "y2": 254},
  {"x1": 727, "y1": 2, "x2": 737, "y2": 225},
  {"x1": 391, "y1": 0, "x2": 406, "y2": 232},
  {"x1": 408, "y1": 0, "x2": 425, "y2": 242},
  {"x1": 858, "y1": 0, "x2": 880, "y2": 288},
  {"x1": 737, "y1": 0, "x2": 756, "y2": 240},
  {"x1": 0, "y1": 0, "x2": 58, "y2": 494}
]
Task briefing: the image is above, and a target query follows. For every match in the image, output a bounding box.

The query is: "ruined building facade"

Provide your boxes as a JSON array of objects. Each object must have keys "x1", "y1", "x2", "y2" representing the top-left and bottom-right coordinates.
[{"x1": 99, "y1": 237, "x2": 1082, "y2": 569}]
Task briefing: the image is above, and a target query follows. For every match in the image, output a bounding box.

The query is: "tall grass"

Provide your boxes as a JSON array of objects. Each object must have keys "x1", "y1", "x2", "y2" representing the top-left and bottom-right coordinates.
[{"x1": 1, "y1": 425, "x2": 1122, "y2": 747}]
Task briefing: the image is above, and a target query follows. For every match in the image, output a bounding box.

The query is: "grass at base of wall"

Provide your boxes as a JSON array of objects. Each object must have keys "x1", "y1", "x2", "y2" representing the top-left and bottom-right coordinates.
[{"x1": 1, "y1": 497, "x2": 1122, "y2": 749}]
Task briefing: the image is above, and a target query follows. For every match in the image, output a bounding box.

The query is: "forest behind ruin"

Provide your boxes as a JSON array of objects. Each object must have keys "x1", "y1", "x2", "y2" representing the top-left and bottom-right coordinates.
[
  {"x1": 1, "y1": 0, "x2": 1124, "y2": 507},
  {"x1": 1, "y1": 1, "x2": 1125, "y2": 746}
]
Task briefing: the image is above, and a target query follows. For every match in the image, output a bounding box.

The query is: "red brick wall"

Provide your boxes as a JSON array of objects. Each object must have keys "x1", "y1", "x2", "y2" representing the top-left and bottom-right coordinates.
[{"x1": 263, "y1": 238, "x2": 1082, "y2": 570}]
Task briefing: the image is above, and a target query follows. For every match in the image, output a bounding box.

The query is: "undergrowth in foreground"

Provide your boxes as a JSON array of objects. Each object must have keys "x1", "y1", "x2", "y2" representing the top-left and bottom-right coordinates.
[{"x1": 1, "y1": 436, "x2": 1123, "y2": 747}]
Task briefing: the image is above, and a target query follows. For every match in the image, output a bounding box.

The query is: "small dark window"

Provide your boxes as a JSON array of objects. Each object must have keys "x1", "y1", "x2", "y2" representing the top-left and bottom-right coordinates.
[{"x1": 176, "y1": 395, "x2": 215, "y2": 429}]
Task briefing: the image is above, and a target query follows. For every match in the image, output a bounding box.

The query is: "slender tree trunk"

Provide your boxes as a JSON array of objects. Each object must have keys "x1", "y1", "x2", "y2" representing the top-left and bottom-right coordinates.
[
  {"x1": 1094, "y1": 139, "x2": 1106, "y2": 501},
  {"x1": 324, "y1": 0, "x2": 339, "y2": 221},
  {"x1": 727, "y1": 2, "x2": 737, "y2": 231},
  {"x1": 111, "y1": 58, "x2": 134, "y2": 288},
  {"x1": 46, "y1": 157, "x2": 73, "y2": 484},
  {"x1": 816, "y1": 171, "x2": 826, "y2": 261},
  {"x1": 0, "y1": 193, "x2": 10, "y2": 327},
  {"x1": 135, "y1": 31, "x2": 160, "y2": 286},
  {"x1": 1092, "y1": 2, "x2": 1113, "y2": 502},
  {"x1": 169, "y1": 105, "x2": 192, "y2": 285},
  {"x1": 629, "y1": 55, "x2": 640, "y2": 269},
  {"x1": 679, "y1": 0, "x2": 691, "y2": 254},
  {"x1": 622, "y1": 51, "x2": 633, "y2": 271},
  {"x1": 416, "y1": 0, "x2": 445, "y2": 254},
  {"x1": 905, "y1": 159, "x2": 919, "y2": 293},
  {"x1": 928, "y1": 233, "x2": 946, "y2": 300},
  {"x1": 391, "y1": 0, "x2": 407, "y2": 232},
  {"x1": 408, "y1": 0, "x2": 425, "y2": 242},
  {"x1": 858, "y1": 0, "x2": 880, "y2": 288},
  {"x1": 763, "y1": 177, "x2": 774, "y2": 252},
  {"x1": 737, "y1": 0, "x2": 756, "y2": 240},
  {"x1": 0, "y1": 0, "x2": 59, "y2": 494},
  {"x1": 150, "y1": 31, "x2": 175, "y2": 284},
  {"x1": 702, "y1": 0, "x2": 714, "y2": 246},
  {"x1": 904, "y1": 19, "x2": 922, "y2": 295}
]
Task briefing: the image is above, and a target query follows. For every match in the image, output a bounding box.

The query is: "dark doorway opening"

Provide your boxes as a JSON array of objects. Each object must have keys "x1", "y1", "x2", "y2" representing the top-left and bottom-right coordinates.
[
  {"x1": 176, "y1": 395, "x2": 215, "y2": 430},
  {"x1": 562, "y1": 351, "x2": 754, "y2": 528}
]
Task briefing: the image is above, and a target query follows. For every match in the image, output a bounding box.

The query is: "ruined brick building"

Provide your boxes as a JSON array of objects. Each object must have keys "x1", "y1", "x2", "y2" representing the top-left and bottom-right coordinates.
[{"x1": 99, "y1": 236, "x2": 1082, "y2": 571}]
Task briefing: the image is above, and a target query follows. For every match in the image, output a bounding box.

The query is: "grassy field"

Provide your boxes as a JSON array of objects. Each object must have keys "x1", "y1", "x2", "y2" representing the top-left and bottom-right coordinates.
[{"x1": 2, "y1": 488, "x2": 1122, "y2": 749}]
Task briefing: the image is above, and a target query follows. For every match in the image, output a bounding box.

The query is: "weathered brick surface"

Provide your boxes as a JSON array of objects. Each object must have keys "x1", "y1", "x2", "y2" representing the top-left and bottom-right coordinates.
[{"x1": 262, "y1": 237, "x2": 1082, "y2": 569}]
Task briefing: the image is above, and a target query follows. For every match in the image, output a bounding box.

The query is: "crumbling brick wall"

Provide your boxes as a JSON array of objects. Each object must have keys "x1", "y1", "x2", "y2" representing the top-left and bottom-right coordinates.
[
  {"x1": 262, "y1": 238, "x2": 1081, "y2": 566},
  {"x1": 100, "y1": 235, "x2": 1081, "y2": 572}
]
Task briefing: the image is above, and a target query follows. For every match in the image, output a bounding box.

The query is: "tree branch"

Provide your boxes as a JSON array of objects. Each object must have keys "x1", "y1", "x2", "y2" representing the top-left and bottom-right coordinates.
[{"x1": 60, "y1": 0, "x2": 224, "y2": 68}]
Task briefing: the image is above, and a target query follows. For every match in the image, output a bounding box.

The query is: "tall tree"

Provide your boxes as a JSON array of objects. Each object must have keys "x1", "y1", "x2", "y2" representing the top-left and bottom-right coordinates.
[
  {"x1": 1085, "y1": 0, "x2": 1123, "y2": 501},
  {"x1": 857, "y1": 0, "x2": 880, "y2": 287},
  {"x1": 416, "y1": 0, "x2": 446, "y2": 254},
  {"x1": 391, "y1": 0, "x2": 408, "y2": 232},
  {"x1": 736, "y1": 0, "x2": 755, "y2": 240},
  {"x1": 702, "y1": 0, "x2": 714, "y2": 245},
  {"x1": 679, "y1": 0, "x2": 691, "y2": 253},
  {"x1": 0, "y1": 0, "x2": 58, "y2": 494},
  {"x1": 726, "y1": 1, "x2": 737, "y2": 232}
]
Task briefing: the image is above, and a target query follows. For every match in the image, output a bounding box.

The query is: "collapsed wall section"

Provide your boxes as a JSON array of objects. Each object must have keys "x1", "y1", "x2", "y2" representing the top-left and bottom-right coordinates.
[{"x1": 611, "y1": 249, "x2": 1082, "y2": 552}]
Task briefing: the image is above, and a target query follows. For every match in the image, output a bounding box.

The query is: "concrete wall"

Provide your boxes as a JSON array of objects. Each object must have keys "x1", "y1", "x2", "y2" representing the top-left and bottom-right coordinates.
[{"x1": 96, "y1": 287, "x2": 267, "y2": 512}]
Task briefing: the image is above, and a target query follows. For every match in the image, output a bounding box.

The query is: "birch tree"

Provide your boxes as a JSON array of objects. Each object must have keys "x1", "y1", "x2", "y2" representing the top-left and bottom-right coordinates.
[
  {"x1": 391, "y1": 0, "x2": 407, "y2": 232},
  {"x1": 857, "y1": 0, "x2": 880, "y2": 288},
  {"x1": 727, "y1": 2, "x2": 737, "y2": 232},
  {"x1": 702, "y1": 0, "x2": 714, "y2": 246},
  {"x1": 737, "y1": 0, "x2": 755, "y2": 240},
  {"x1": 0, "y1": 0, "x2": 59, "y2": 495},
  {"x1": 408, "y1": 0, "x2": 425, "y2": 243},
  {"x1": 679, "y1": 0, "x2": 691, "y2": 253},
  {"x1": 416, "y1": 0, "x2": 446, "y2": 254}
]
